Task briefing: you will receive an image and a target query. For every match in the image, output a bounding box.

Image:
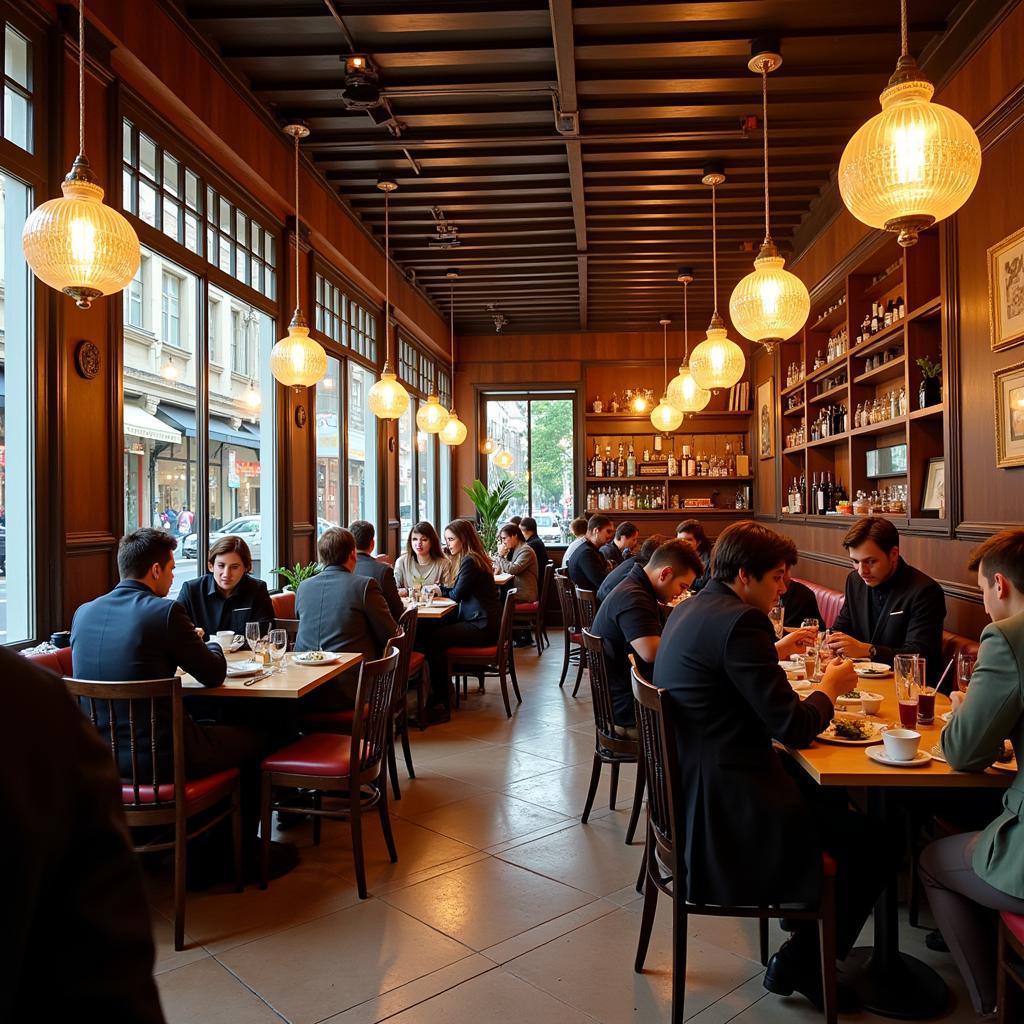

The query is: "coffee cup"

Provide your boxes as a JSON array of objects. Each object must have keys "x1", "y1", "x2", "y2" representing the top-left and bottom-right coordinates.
[
  {"x1": 882, "y1": 728, "x2": 921, "y2": 762},
  {"x1": 214, "y1": 630, "x2": 235, "y2": 648},
  {"x1": 860, "y1": 694, "x2": 882, "y2": 715}
]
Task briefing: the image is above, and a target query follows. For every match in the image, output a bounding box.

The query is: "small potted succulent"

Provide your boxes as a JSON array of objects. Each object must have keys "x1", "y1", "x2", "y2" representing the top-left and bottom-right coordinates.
[{"x1": 915, "y1": 356, "x2": 942, "y2": 410}]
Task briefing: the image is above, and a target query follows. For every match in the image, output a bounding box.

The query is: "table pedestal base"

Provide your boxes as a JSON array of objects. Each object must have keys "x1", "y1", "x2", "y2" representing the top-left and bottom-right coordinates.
[{"x1": 844, "y1": 946, "x2": 949, "y2": 1020}]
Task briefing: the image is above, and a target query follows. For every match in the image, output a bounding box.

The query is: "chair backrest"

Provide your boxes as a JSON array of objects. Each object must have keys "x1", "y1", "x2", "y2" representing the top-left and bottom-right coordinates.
[
  {"x1": 631, "y1": 666, "x2": 679, "y2": 872},
  {"x1": 26, "y1": 646, "x2": 74, "y2": 676},
  {"x1": 554, "y1": 570, "x2": 579, "y2": 632},
  {"x1": 575, "y1": 587, "x2": 598, "y2": 629},
  {"x1": 497, "y1": 587, "x2": 518, "y2": 670},
  {"x1": 274, "y1": 617, "x2": 300, "y2": 651},
  {"x1": 270, "y1": 590, "x2": 295, "y2": 619},
  {"x1": 350, "y1": 647, "x2": 401, "y2": 778},
  {"x1": 390, "y1": 613, "x2": 417, "y2": 713},
  {"x1": 539, "y1": 561, "x2": 554, "y2": 612},
  {"x1": 582, "y1": 628, "x2": 630, "y2": 748},
  {"x1": 64, "y1": 676, "x2": 185, "y2": 807},
  {"x1": 375, "y1": 553, "x2": 394, "y2": 567}
]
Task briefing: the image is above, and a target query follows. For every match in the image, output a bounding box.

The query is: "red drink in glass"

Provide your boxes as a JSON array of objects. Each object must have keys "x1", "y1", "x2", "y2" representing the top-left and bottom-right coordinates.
[
  {"x1": 917, "y1": 689, "x2": 936, "y2": 724},
  {"x1": 898, "y1": 699, "x2": 919, "y2": 729}
]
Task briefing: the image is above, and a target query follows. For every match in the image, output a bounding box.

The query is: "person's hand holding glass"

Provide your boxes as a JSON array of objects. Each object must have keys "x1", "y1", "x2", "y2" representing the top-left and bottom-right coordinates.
[
  {"x1": 268, "y1": 628, "x2": 288, "y2": 673},
  {"x1": 768, "y1": 604, "x2": 785, "y2": 640}
]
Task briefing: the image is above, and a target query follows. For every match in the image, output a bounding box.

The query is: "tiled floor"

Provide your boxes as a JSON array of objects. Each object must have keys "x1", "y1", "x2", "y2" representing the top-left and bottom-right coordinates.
[{"x1": 151, "y1": 635, "x2": 981, "y2": 1023}]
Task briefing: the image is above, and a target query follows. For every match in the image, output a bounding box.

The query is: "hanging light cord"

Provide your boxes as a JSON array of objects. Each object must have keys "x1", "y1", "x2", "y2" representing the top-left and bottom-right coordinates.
[
  {"x1": 900, "y1": 0, "x2": 909, "y2": 58},
  {"x1": 450, "y1": 282, "x2": 455, "y2": 384},
  {"x1": 293, "y1": 130, "x2": 300, "y2": 315},
  {"x1": 711, "y1": 182, "x2": 720, "y2": 316},
  {"x1": 683, "y1": 280, "x2": 689, "y2": 361},
  {"x1": 761, "y1": 65, "x2": 770, "y2": 243},
  {"x1": 384, "y1": 185, "x2": 390, "y2": 365},
  {"x1": 77, "y1": 0, "x2": 85, "y2": 158},
  {"x1": 662, "y1": 320, "x2": 668, "y2": 393}
]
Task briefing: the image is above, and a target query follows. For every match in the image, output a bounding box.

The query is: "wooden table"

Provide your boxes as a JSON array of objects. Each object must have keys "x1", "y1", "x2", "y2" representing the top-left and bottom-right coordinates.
[
  {"x1": 410, "y1": 598, "x2": 456, "y2": 620},
  {"x1": 785, "y1": 673, "x2": 1012, "y2": 1019},
  {"x1": 494, "y1": 572, "x2": 513, "y2": 586},
  {"x1": 183, "y1": 649, "x2": 363, "y2": 699}
]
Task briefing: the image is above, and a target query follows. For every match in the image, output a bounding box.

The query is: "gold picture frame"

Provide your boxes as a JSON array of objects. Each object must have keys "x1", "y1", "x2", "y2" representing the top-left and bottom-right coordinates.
[
  {"x1": 757, "y1": 376, "x2": 775, "y2": 460},
  {"x1": 994, "y1": 359, "x2": 1024, "y2": 468},
  {"x1": 988, "y1": 225, "x2": 1024, "y2": 351}
]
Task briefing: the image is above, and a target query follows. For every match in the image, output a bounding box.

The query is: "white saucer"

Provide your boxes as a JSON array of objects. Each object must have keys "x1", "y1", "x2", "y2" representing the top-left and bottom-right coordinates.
[
  {"x1": 854, "y1": 662, "x2": 891, "y2": 677},
  {"x1": 293, "y1": 651, "x2": 343, "y2": 665},
  {"x1": 866, "y1": 746, "x2": 932, "y2": 768}
]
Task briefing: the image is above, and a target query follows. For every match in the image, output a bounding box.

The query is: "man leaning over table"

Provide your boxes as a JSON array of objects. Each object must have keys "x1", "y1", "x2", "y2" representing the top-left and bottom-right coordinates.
[
  {"x1": 919, "y1": 528, "x2": 1024, "y2": 1021},
  {"x1": 566, "y1": 513, "x2": 614, "y2": 594},
  {"x1": 827, "y1": 516, "x2": 946, "y2": 685},
  {"x1": 70, "y1": 528, "x2": 290, "y2": 882},
  {"x1": 654, "y1": 521, "x2": 900, "y2": 1013}
]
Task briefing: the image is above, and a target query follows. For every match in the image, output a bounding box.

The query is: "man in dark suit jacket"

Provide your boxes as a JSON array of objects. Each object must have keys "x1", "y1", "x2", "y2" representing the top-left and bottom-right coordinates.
[
  {"x1": 520, "y1": 516, "x2": 550, "y2": 578},
  {"x1": 350, "y1": 519, "x2": 406, "y2": 620},
  {"x1": 654, "y1": 521, "x2": 895, "y2": 1011},
  {"x1": 597, "y1": 534, "x2": 665, "y2": 602},
  {"x1": 296, "y1": 526, "x2": 398, "y2": 708},
  {"x1": 599, "y1": 521, "x2": 638, "y2": 568},
  {"x1": 566, "y1": 514, "x2": 614, "y2": 594},
  {"x1": 3, "y1": 647, "x2": 165, "y2": 1022},
  {"x1": 827, "y1": 517, "x2": 946, "y2": 685},
  {"x1": 781, "y1": 573, "x2": 824, "y2": 629}
]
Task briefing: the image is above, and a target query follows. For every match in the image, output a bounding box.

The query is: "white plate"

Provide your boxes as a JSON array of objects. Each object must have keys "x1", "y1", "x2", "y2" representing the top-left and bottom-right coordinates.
[
  {"x1": 866, "y1": 746, "x2": 933, "y2": 768},
  {"x1": 836, "y1": 690, "x2": 884, "y2": 710},
  {"x1": 854, "y1": 662, "x2": 892, "y2": 677},
  {"x1": 817, "y1": 720, "x2": 885, "y2": 745},
  {"x1": 228, "y1": 637, "x2": 247, "y2": 653},
  {"x1": 940, "y1": 710, "x2": 954, "y2": 723},
  {"x1": 226, "y1": 659, "x2": 263, "y2": 677},
  {"x1": 293, "y1": 651, "x2": 343, "y2": 665}
]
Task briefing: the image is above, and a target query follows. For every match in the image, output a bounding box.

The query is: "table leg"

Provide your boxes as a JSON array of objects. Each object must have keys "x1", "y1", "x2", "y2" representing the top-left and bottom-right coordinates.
[{"x1": 845, "y1": 788, "x2": 949, "y2": 1020}]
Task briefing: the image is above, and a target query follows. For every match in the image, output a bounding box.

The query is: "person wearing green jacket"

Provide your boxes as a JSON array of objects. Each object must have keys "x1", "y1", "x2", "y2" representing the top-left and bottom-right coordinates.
[{"x1": 920, "y1": 528, "x2": 1024, "y2": 1020}]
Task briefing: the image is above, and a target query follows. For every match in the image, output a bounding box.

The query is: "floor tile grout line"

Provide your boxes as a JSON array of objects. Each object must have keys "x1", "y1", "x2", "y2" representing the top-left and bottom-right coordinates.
[{"x1": 203, "y1": 956, "x2": 293, "y2": 1022}]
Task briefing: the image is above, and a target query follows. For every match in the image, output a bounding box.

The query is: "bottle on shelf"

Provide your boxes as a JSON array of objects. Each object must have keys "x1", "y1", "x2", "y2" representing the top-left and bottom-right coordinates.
[
  {"x1": 617, "y1": 442, "x2": 625, "y2": 477},
  {"x1": 643, "y1": 446, "x2": 651, "y2": 463},
  {"x1": 605, "y1": 444, "x2": 614, "y2": 477},
  {"x1": 897, "y1": 295, "x2": 905, "y2": 319},
  {"x1": 593, "y1": 440, "x2": 603, "y2": 477},
  {"x1": 667, "y1": 447, "x2": 678, "y2": 476},
  {"x1": 592, "y1": 395, "x2": 603, "y2": 414},
  {"x1": 626, "y1": 443, "x2": 637, "y2": 477}
]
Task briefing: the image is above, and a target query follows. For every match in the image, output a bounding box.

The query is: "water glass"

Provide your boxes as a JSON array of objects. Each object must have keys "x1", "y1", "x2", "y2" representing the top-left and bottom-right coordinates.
[
  {"x1": 894, "y1": 654, "x2": 922, "y2": 728},
  {"x1": 268, "y1": 628, "x2": 288, "y2": 672},
  {"x1": 801, "y1": 618, "x2": 820, "y2": 645},
  {"x1": 245, "y1": 621, "x2": 262, "y2": 658},
  {"x1": 768, "y1": 605, "x2": 784, "y2": 640},
  {"x1": 956, "y1": 651, "x2": 977, "y2": 693}
]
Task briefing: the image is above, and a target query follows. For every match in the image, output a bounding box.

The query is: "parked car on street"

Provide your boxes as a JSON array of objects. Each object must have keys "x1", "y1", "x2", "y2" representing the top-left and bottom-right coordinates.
[{"x1": 182, "y1": 516, "x2": 335, "y2": 560}]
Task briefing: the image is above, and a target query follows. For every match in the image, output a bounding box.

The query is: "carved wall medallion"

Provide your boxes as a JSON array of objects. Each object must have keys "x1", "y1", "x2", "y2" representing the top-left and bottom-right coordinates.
[
  {"x1": 295, "y1": 404, "x2": 307, "y2": 428},
  {"x1": 74, "y1": 340, "x2": 101, "y2": 379}
]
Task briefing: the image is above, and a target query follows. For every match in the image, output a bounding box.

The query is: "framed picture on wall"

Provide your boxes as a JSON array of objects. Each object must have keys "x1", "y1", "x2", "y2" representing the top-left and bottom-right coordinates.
[
  {"x1": 921, "y1": 457, "x2": 945, "y2": 512},
  {"x1": 994, "y1": 360, "x2": 1024, "y2": 467},
  {"x1": 988, "y1": 225, "x2": 1024, "y2": 351},
  {"x1": 757, "y1": 377, "x2": 775, "y2": 459}
]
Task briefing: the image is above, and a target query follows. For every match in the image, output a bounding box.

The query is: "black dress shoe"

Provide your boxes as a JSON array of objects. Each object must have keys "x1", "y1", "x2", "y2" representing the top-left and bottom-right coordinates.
[
  {"x1": 925, "y1": 928, "x2": 949, "y2": 953},
  {"x1": 763, "y1": 941, "x2": 860, "y2": 1014}
]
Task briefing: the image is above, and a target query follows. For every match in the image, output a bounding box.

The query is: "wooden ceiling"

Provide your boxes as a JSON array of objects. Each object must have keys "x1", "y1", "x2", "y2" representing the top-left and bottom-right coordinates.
[{"x1": 182, "y1": 0, "x2": 988, "y2": 334}]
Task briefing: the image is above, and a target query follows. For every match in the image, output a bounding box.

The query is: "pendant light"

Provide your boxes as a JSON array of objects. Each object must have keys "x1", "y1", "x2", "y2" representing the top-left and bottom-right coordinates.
[
  {"x1": 21, "y1": 0, "x2": 140, "y2": 308},
  {"x1": 690, "y1": 165, "x2": 746, "y2": 393},
  {"x1": 439, "y1": 270, "x2": 467, "y2": 446},
  {"x1": 269, "y1": 123, "x2": 327, "y2": 389},
  {"x1": 479, "y1": 436, "x2": 497, "y2": 456},
  {"x1": 367, "y1": 177, "x2": 411, "y2": 418},
  {"x1": 651, "y1": 318, "x2": 684, "y2": 432},
  {"x1": 667, "y1": 268, "x2": 711, "y2": 414},
  {"x1": 729, "y1": 41, "x2": 810, "y2": 349},
  {"x1": 839, "y1": 0, "x2": 981, "y2": 247},
  {"x1": 494, "y1": 448, "x2": 514, "y2": 470}
]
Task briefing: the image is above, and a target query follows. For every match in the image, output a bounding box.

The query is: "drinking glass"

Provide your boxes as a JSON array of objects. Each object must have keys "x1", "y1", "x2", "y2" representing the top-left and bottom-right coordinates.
[
  {"x1": 956, "y1": 651, "x2": 977, "y2": 693},
  {"x1": 268, "y1": 628, "x2": 288, "y2": 672},
  {"x1": 801, "y1": 618, "x2": 820, "y2": 646},
  {"x1": 245, "y1": 621, "x2": 262, "y2": 659},
  {"x1": 894, "y1": 654, "x2": 921, "y2": 728},
  {"x1": 768, "y1": 604, "x2": 784, "y2": 640}
]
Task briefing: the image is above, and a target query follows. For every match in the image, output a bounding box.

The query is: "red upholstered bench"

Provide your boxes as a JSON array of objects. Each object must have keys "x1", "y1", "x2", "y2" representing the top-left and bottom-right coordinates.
[
  {"x1": 791, "y1": 577, "x2": 845, "y2": 629},
  {"x1": 25, "y1": 647, "x2": 73, "y2": 676},
  {"x1": 270, "y1": 590, "x2": 295, "y2": 619}
]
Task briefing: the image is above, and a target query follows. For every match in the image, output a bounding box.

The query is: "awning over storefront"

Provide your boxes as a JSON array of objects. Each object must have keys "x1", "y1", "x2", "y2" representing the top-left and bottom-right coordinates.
[
  {"x1": 124, "y1": 403, "x2": 182, "y2": 445},
  {"x1": 155, "y1": 405, "x2": 261, "y2": 448}
]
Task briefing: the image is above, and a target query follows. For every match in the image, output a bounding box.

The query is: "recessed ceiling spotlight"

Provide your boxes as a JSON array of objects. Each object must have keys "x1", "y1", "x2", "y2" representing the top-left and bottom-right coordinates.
[{"x1": 341, "y1": 53, "x2": 381, "y2": 108}]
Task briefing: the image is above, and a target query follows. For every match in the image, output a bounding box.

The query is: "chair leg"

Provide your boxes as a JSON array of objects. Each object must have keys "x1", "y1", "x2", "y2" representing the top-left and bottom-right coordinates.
[
  {"x1": 581, "y1": 753, "x2": 602, "y2": 824},
  {"x1": 173, "y1": 810, "x2": 187, "y2": 951},
  {"x1": 350, "y1": 789, "x2": 367, "y2": 899},
  {"x1": 571, "y1": 647, "x2": 585, "y2": 697},
  {"x1": 499, "y1": 666, "x2": 512, "y2": 718},
  {"x1": 449, "y1": 661, "x2": 460, "y2": 709},
  {"x1": 534, "y1": 612, "x2": 543, "y2": 656},
  {"x1": 609, "y1": 761, "x2": 620, "y2": 811},
  {"x1": 559, "y1": 631, "x2": 571, "y2": 687},
  {"x1": 759, "y1": 917, "x2": 770, "y2": 966},
  {"x1": 510, "y1": 652, "x2": 522, "y2": 704},
  {"x1": 818, "y1": 874, "x2": 838, "y2": 1024},
  {"x1": 388, "y1": 735, "x2": 401, "y2": 801},
  {"x1": 671, "y1": 890, "x2": 688, "y2": 1024},
  {"x1": 312, "y1": 790, "x2": 323, "y2": 846},
  {"x1": 625, "y1": 758, "x2": 645, "y2": 845},
  {"x1": 415, "y1": 670, "x2": 428, "y2": 731},
  {"x1": 634, "y1": 842, "x2": 658, "y2": 972},
  {"x1": 636, "y1": 829, "x2": 648, "y2": 893},
  {"x1": 259, "y1": 773, "x2": 273, "y2": 891},
  {"x1": 377, "y1": 782, "x2": 399, "y2": 864},
  {"x1": 231, "y1": 784, "x2": 243, "y2": 893},
  {"x1": 997, "y1": 924, "x2": 1009, "y2": 1024},
  {"x1": 400, "y1": 719, "x2": 416, "y2": 779}
]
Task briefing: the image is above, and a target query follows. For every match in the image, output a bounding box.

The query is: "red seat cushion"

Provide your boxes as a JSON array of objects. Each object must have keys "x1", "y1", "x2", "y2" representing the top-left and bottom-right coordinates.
[
  {"x1": 1002, "y1": 911, "x2": 1024, "y2": 946},
  {"x1": 515, "y1": 601, "x2": 540, "y2": 612},
  {"x1": 821, "y1": 851, "x2": 837, "y2": 878},
  {"x1": 270, "y1": 591, "x2": 295, "y2": 618},
  {"x1": 26, "y1": 647, "x2": 74, "y2": 676},
  {"x1": 121, "y1": 768, "x2": 239, "y2": 805},
  {"x1": 942, "y1": 630, "x2": 980, "y2": 667},
  {"x1": 408, "y1": 651, "x2": 426, "y2": 675},
  {"x1": 447, "y1": 646, "x2": 498, "y2": 659},
  {"x1": 302, "y1": 708, "x2": 357, "y2": 733},
  {"x1": 569, "y1": 631, "x2": 583, "y2": 644},
  {"x1": 791, "y1": 577, "x2": 845, "y2": 630},
  {"x1": 262, "y1": 733, "x2": 353, "y2": 777}
]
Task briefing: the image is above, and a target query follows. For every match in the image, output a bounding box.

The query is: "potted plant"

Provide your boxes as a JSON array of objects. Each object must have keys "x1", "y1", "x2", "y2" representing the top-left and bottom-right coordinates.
[
  {"x1": 915, "y1": 356, "x2": 942, "y2": 409},
  {"x1": 462, "y1": 478, "x2": 517, "y2": 554},
  {"x1": 273, "y1": 561, "x2": 322, "y2": 591}
]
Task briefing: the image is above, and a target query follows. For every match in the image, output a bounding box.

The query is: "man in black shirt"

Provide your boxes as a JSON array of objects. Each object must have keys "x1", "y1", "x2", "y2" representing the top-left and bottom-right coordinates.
[
  {"x1": 566, "y1": 514, "x2": 614, "y2": 594},
  {"x1": 597, "y1": 534, "x2": 666, "y2": 602},
  {"x1": 827, "y1": 517, "x2": 946, "y2": 684},
  {"x1": 781, "y1": 569, "x2": 824, "y2": 629},
  {"x1": 599, "y1": 521, "x2": 639, "y2": 568},
  {"x1": 520, "y1": 516, "x2": 549, "y2": 578},
  {"x1": 592, "y1": 540, "x2": 702, "y2": 731}
]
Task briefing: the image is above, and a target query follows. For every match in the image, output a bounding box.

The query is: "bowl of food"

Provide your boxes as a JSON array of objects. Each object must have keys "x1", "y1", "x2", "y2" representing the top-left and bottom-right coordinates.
[{"x1": 836, "y1": 689, "x2": 883, "y2": 715}]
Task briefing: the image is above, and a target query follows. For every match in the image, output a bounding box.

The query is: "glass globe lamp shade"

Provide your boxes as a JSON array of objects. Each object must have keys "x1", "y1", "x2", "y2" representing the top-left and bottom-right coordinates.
[
  {"x1": 22, "y1": 164, "x2": 141, "y2": 309},
  {"x1": 631, "y1": 392, "x2": 650, "y2": 414},
  {"x1": 479, "y1": 436, "x2": 497, "y2": 455},
  {"x1": 494, "y1": 448, "x2": 514, "y2": 470},
  {"x1": 416, "y1": 393, "x2": 450, "y2": 433},
  {"x1": 650, "y1": 398, "x2": 683, "y2": 433},
  {"x1": 270, "y1": 314, "x2": 327, "y2": 388},
  {"x1": 367, "y1": 362, "x2": 410, "y2": 419},
  {"x1": 729, "y1": 242, "x2": 810, "y2": 348},
  {"x1": 439, "y1": 410, "x2": 467, "y2": 447},
  {"x1": 666, "y1": 363, "x2": 711, "y2": 414},
  {"x1": 690, "y1": 316, "x2": 746, "y2": 392},
  {"x1": 839, "y1": 73, "x2": 981, "y2": 247}
]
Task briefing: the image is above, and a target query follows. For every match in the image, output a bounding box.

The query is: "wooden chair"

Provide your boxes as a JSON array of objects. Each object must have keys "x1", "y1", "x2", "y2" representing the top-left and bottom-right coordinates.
[
  {"x1": 998, "y1": 911, "x2": 1024, "y2": 1024},
  {"x1": 630, "y1": 666, "x2": 838, "y2": 1024},
  {"x1": 554, "y1": 569, "x2": 585, "y2": 692},
  {"x1": 447, "y1": 587, "x2": 522, "y2": 718},
  {"x1": 65, "y1": 675, "x2": 242, "y2": 951},
  {"x1": 260, "y1": 648, "x2": 401, "y2": 899},
  {"x1": 514, "y1": 562, "x2": 554, "y2": 656},
  {"x1": 580, "y1": 629, "x2": 645, "y2": 844},
  {"x1": 573, "y1": 587, "x2": 598, "y2": 697}
]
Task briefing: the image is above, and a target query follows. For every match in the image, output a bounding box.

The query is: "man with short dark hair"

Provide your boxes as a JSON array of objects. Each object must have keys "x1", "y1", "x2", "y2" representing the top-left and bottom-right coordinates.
[
  {"x1": 350, "y1": 518, "x2": 405, "y2": 620},
  {"x1": 566, "y1": 514, "x2": 614, "y2": 594},
  {"x1": 600, "y1": 521, "x2": 639, "y2": 568},
  {"x1": 598, "y1": 534, "x2": 666, "y2": 602},
  {"x1": 519, "y1": 516, "x2": 549, "y2": 578},
  {"x1": 592, "y1": 540, "x2": 701, "y2": 732},
  {"x1": 827, "y1": 517, "x2": 945, "y2": 683},
  {"x1": 296, "y1": 527, "x2": 398, "y2": 707},
  {"x1": 655, "y1": 520, "x2": 894, "y2": 1012}
]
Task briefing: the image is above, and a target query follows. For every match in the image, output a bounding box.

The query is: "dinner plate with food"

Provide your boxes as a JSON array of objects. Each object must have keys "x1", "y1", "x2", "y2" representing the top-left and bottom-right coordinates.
[
  {"x1": 817, "y1": 717, "x2": 885, "y2": 745},
  {"x1": 292, "y1": 650, "x2": 343, "y2": 665},
  {"x1": 853, "y1": 662, "x2": 891, "y2": 678}
]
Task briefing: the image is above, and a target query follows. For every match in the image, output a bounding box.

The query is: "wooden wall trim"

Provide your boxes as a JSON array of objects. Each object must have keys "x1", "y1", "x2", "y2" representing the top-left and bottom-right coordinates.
[
  {"x1": 956, "y1": 522, "x2": 1024, "y2": 542},
  {"x1": 65, "y1": 531, "x2": 120, "y2": 552}
]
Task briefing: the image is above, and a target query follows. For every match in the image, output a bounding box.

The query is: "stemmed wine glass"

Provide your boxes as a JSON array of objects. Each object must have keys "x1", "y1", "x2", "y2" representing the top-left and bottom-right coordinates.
[
  {"x1": 956, "y1": 651, "x2": 977, "y2": 693},
  {"x1": 268, "y1": 628, "x2": 288, "y2": 673},
  {"x1": 768, "y1": 604, "x2": 785, "y2": 640},
  {"x1": 245, "y1": 621, "x2": 263, "y2": 664}
]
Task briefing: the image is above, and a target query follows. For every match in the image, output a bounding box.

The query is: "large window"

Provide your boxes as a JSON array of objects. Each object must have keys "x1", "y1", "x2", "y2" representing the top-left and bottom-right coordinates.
[
  {"x1": 315, "y1": 272, "x2": 377, "y2": 363},
  {"x1": 316, "y1": 356, "x2": 342, "y2": 525},
  {"x1": 397, "y1": 404, "x2": 414, "y2": 540},
  {"x1": 347, "y1": 362, "x2": 377, "y2": 525},
  {"x1": 485, "y1": 393, "x2": 575, "y2": 544},
  {"x1": 0, "y1": 171, "x2": 33, "y2": 642},
  {"x1": 3, "y1": 25, "x2": 32, "y2": 153}
]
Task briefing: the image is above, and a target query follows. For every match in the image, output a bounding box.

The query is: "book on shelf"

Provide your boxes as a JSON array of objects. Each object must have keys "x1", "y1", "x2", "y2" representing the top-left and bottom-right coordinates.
[{"x1": 727, "y1": 381, "x2": 749, "y2": 411}]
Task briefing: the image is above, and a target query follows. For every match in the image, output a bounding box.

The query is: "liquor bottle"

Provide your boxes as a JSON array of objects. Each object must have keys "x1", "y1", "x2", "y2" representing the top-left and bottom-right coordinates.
[
  {"x1": 628, "y1": 485, "x2": 636, "y2": 510},
  {"x1": 627, "y1": 444, "x2": 637, "y2": 477},
  {"x1": 795, "y1": 475, "x2": 804, "y2": 514},
  {"x1": 654, "y1": 434, "x2": 663, "y2": 454},
  {"x1": 825, "y1": 472, "x2": 834, "y2": 512},
  {"x1": 814, "y1": 474, "x2": 824, "y2": 515},
  {"x1": 667, "y1": 447, "x2": 678, "y2": 476},
  {"x1": 643, "y1": 447, "x2": 651, "y2": 463},
  {"x1": 897, "y1": 295, "x2": 905, "y2": 319},
  {"x1": 870, "y1": 303, "x2": 880, "y2": 334},
  {"x1": 594, "y1": 441, "x2": 604, "y2": 478},
  {"x1": 687, "y1": 447, "x2": 696, "y2": 477},
  {"x1": 605, "y1": 444, "x2": 614, "y2": 477},
  {"x1": 617, "y1": 442, "x2": 625, "y2": 477},
  {"x1": 860, "y1": 312, "x2": 871, "y2": 340}
]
